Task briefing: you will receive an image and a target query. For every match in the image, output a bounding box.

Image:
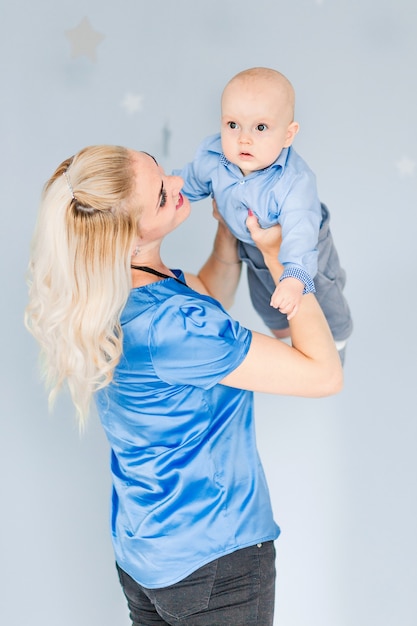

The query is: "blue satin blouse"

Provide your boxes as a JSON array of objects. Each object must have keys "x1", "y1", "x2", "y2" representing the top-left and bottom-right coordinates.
[{"x1": 95, "y1": 272, "x2": 279, "y2": 588}]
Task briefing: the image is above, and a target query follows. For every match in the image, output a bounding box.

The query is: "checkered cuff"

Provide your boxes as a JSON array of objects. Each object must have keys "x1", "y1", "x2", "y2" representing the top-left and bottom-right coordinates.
[{"x1": 279, "y1": 266, "x2": 316, "y2": 294}]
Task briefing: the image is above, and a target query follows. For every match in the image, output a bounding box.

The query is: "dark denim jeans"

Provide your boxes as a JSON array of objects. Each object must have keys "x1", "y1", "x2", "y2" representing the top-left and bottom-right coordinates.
[{"x1": 116, "y1": 541, "x2": 276, "y2": 625}]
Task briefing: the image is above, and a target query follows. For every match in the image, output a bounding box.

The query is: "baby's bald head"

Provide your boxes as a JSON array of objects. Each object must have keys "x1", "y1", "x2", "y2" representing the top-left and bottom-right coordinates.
[{"x1": 222, "y1": 67, "x2": 296, "y2": 124}]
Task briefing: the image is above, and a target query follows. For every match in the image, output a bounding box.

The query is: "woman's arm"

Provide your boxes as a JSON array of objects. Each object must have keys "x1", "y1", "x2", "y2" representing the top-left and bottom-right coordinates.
[
  {"x1": 246, "y1": 210, "x2": 283, "y2": 282},
  {"x1": 185, "y1": 201, "x2": 242, "y2": 308},
  {"x1": 221, "y1": 294, "x2": 343, "y2": 397},
  {"x1": 220, "y1": 213, "x2": 343, "y2": 398}
]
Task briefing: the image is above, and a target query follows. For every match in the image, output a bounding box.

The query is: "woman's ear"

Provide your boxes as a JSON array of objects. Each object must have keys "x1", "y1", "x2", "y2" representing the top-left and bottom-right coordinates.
[{"x1": 284, "y1": 121, "x2": 300, "y2": 147}]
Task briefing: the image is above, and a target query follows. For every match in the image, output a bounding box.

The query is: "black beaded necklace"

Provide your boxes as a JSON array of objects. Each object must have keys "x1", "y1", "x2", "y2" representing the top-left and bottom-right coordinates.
[{"x1": 131, "y1": 264, "x2": 187, "y2": 287}]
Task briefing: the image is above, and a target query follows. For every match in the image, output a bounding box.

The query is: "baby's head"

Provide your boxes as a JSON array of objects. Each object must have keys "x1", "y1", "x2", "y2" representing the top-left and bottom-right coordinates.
[{"x1": 221, "y1": 67, "x2": 299, "y2": 176}]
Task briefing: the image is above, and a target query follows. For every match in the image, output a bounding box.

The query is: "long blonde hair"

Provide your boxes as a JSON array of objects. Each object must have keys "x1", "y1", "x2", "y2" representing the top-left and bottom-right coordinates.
[{"x1": 25, "y1": 145, "x2": 139, "y2": 426}]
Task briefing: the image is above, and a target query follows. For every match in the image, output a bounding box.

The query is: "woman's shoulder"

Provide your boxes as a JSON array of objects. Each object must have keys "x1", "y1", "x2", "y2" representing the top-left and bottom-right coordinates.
[
  {"x1": 122, "y1": 276, "x2": 222, "y2": 324},
  {"x1": 125, "y1": 281, "x2": 246, "y2": 342}
]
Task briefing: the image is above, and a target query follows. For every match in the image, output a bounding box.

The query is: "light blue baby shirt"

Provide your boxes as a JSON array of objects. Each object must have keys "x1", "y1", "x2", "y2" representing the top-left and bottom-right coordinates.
[{"x1": 174, "y1": 133, "x2": 322, "y2": 292}]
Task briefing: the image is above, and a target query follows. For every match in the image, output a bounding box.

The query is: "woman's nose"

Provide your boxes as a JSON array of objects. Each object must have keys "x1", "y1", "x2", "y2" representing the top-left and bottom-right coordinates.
[
  {"x1": 168, "y1": 175, "x2": 184, "y2": 193},
  {"x1": 172, "y1": 174, "x2": 184, "y2": 188}
]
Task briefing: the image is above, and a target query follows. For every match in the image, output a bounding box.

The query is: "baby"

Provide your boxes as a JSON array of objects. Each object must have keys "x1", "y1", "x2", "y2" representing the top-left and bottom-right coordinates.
[{"x1": 174, "y1": 67, "x2": 352, "y2": 358}]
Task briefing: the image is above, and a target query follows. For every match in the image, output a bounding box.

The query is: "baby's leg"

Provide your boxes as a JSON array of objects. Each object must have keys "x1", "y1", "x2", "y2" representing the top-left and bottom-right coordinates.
[{"x1": 314, "y1": 204, "x2": 353, "y2": 360}]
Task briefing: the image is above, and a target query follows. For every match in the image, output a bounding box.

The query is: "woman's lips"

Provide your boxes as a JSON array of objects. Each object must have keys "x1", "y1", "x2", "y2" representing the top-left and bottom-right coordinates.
[{"x1": 176, "y1": 192, "x2": 184, "y2": 209}]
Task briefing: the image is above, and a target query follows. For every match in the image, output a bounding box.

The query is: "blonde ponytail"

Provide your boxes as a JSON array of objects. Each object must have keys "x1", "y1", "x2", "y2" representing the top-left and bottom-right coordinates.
[{"x1": 25, "y1": 146, "x2": 138, "y2": 427}]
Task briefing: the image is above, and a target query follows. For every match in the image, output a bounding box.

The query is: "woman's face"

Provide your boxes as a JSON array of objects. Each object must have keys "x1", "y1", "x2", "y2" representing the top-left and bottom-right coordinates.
[{"x1": 131, "y1": 151, "x2": 190, "y2": 244}]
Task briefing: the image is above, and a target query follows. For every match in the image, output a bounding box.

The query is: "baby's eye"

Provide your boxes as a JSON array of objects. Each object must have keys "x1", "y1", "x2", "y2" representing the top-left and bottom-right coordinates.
[
  {"x1": 228, "y1": 121, "x2": 238, "y2": 129},
  {"x1": 256, "y1": 124, "x2": 268, "y2": 132},
  {"x1": 159, "y1": 188, "x2": 167, "y2": 207}
]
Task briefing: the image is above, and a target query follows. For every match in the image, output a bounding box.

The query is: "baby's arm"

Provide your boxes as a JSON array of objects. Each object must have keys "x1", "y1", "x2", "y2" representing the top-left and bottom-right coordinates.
[
  {"x1": 174, "y1": 159, "x2": 212, "y2": 201},
  {"x1": 173, "y1": 135, "x2": 219, "y2": 201},
  {"x1": 271, "y1": 179, "x2": 321, "y2": 318}
]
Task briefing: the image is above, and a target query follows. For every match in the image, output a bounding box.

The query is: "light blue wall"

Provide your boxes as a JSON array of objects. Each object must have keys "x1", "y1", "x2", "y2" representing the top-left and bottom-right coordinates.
[{"x1": 2, "y1": 1, "x2": 416, "y2": 624}]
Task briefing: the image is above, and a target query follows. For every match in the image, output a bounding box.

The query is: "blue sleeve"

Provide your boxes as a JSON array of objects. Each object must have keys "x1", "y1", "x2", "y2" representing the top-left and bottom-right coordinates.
[
  {"x1": 172, "y1": 135, "x2": 220, "y2": 201},
  {"x1": 149, "y1": 294, "x2": 252, "y2": 388},
  {"x1": 277, "y1": 169, "x2": 321, "y2": 285}
]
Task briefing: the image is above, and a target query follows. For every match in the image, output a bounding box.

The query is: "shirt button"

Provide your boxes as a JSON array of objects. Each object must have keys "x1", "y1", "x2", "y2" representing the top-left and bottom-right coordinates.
[{"x1": 240, "y1": 180, "x2": 245, "y2": 184}]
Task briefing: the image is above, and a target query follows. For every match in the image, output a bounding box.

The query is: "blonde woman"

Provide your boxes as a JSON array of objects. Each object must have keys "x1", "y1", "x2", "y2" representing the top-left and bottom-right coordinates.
[{"x1": 26, "y1": 145, "x2": 342, "y2": 626}]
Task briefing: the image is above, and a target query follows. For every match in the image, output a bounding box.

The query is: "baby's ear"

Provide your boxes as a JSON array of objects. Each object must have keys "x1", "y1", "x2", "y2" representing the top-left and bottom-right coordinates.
[{"x1": 284, "y1": 121, "x2": 300, "y2": 147}]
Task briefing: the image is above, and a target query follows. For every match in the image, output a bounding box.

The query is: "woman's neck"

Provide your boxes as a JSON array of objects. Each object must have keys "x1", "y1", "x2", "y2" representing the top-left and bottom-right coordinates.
[
  {"x1": 130, "y1": 240, "x2": 175, "y2": 285},
  {"x1": 130, "y1": 255, "x2": 175, "y2": 287}
]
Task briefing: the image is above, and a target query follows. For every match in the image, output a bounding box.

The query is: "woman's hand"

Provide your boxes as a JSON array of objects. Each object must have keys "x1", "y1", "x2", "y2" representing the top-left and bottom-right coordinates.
[
  {"x1": 245, "y1": 210, "x2": 282, "y2": 259},
  {"x1": 245, "y1": 210, "x2": 284, "y2": 285},
  {"x1": 210, "y1": 197, "x2": 240, "y2": 260},
  {"x1": 185, "y1": 198, "x2": 241, "y2": 308},
  {"x1": 211, "y1": 197, "x2": 223, "y2": 223},
  {"x1": 211, "y1": 198, "x2": 234, "y2": 237}
]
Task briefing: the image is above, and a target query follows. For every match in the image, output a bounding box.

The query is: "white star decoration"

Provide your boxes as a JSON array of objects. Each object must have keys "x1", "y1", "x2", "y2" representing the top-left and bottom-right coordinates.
[
  {"x1": 396, "y1": 156, "x2": 416, "y2": 177},
  {"x1": 65, "y1": 17, "x2": 105, "y2": 62},
  {"x1": 121, "y1": 92, "x2": 144, "y2": 114}
]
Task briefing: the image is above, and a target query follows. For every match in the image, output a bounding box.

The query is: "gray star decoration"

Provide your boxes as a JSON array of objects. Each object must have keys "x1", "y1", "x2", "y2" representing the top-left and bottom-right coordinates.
[
  {"x1": 65, "y1": 17, "x2": 105, "y2": 62},
  {"x1": 162, "y1": 123, "x2": 171, "y2": 158}
]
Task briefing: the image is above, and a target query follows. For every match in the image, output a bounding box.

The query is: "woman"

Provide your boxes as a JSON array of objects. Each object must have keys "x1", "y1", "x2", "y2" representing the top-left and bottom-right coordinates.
[{"x1": 25, "y1": 145, "x2": 342, "y2": 626}]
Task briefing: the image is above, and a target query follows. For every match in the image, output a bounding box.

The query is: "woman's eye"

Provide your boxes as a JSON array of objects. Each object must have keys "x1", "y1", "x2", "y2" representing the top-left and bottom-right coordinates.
[
  {"x1": 256, "y1": 124, "x2": 267, "y2": 132},
  {"x1": 228, "y1": 121, "x2": 238, "y2": 129},
  {"x1": 159, "y1": 189, "x2": 167, "y2": 207}
]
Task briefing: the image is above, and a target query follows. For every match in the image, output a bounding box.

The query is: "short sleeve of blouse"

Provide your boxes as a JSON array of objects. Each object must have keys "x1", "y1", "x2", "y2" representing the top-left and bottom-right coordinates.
[{"x1": 148, "y1": 294, "x2": 252, "y2": 388}]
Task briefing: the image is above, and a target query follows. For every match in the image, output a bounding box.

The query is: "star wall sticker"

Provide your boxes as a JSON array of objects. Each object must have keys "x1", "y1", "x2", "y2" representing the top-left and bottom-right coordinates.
[
  {"x1": 121, "y1": 92, "x2": 144, "y2": 114},
  {"x1": 396, "y1": 156, "x2": 416, "y2": 178},
  {"x1": 65, "y1": 17, "x2": 105, "y2": 62},
  {"x1": 162, "y1": 123, "x2": 171, "y2": 157}
]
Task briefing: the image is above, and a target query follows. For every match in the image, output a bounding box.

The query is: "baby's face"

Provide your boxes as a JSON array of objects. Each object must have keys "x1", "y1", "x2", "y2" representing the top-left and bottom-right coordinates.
[{"x1": 221, "y1": 79, "x2": 297, "y2": 176}]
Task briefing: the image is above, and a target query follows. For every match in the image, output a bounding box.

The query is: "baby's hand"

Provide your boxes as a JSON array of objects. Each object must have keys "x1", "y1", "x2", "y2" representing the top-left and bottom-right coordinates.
[{"x1": 270, "y1": 277, "x2": 304, "y2": 320}]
